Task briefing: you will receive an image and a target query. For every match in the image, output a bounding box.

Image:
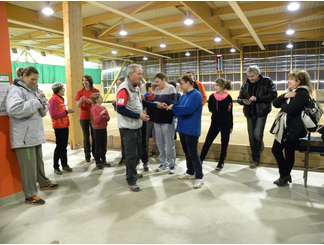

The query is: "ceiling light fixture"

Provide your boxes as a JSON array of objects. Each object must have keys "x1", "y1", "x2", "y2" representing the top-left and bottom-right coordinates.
[
  {"x1": 287, "y1": 2, "x2": 300, "y2": 12},
  {"x1": 41, "y1": 6, "x2": 54, "y2": 16}
]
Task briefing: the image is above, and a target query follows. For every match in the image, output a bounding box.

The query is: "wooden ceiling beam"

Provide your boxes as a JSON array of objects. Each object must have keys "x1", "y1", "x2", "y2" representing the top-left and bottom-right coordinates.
[
  {"x1": 181, "y1": 1, "x2": 240, "y2": 50},
  {"x1": 212, "y1": 2, "x2": 287, "y2": 16},
  {"x1": 83, "y1": 2, "x2": 176, "y2": 27},
  {"x1": 228, "y1": 1, "x2": 264, "y2": 50},
  {"x1": 233, "y1": 21, "x2": 324, "y2": 38},
  {"x1": 87, "y1": 1, "x2": 214, "y2": 54},
  {"x1": 6, "y1": 3, "x2": 170, "y2": 59},
  {"x1": 237, "y1": 31, "x2": 324, "y2": 42},
  {"x1": 104, "y1": 23, "x2": 210, "y2": 43},
  {"x1": 98, "y1": 2, "x2": 155, "y2": 38},
  {"x1": 222, "y1": 6, "x2": 324, "y2": 29}
]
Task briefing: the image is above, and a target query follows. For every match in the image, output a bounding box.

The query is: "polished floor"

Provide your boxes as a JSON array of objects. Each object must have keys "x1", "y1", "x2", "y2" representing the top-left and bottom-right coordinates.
[{"x1": 1, "y1": 143, "x2": 324, "y2": 243}]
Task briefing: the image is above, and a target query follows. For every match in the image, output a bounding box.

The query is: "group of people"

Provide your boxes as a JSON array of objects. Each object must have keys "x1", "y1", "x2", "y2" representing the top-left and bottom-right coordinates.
[{"x1": 5, "y1": 63, "x2": 315, "y2": 204}]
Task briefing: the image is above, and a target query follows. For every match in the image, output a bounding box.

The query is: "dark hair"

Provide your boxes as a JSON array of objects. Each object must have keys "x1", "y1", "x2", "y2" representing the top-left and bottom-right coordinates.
[
  {"x1": 181, "y1": 75, "x2": 195, "y2": 86},
  {"x1": 83, "y1": 75, "x2": 94, "y2": 89},
  {"x1": 154, "y1": 72, "x2": 167, "y2": 81},
  {"x1": 52, "y1": 83, "x2": 64, "y2": 94},
  {"x1": 23, "y1": 67, "x2": 39, "y2": 77},
  {"x1": 90, "y1": 92, "x2": 101, "y2": 104},
  {"x1": 145, "y1": 82, "x2": 152, "y2": 92},
  {"x1": 215, "y1": 78, "x2": 232, "y2": 90},
  {"x1": 16, "y1": 68, "x2": 24, "y2": 78},
  {"x1": 169, "y1": 81, "x2": 177, "y2": 88}
]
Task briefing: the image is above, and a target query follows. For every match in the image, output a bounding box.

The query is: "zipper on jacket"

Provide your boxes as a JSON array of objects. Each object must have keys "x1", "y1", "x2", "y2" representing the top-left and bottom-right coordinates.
[{"x1": 23, "y1": 126, "x2": 29, "y2": 145}]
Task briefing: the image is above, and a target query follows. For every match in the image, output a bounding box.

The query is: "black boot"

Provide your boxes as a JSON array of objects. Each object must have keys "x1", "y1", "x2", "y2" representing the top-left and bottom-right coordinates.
[
  {"x1": 118, "y1": 157, "x2": 125, "y2": 166},
  {"x1": 216, "y1": 162, "x2": 224, "y2": 171},
  {"x1": 273, "y1": 175, "x2": 291, "y2": 187}
]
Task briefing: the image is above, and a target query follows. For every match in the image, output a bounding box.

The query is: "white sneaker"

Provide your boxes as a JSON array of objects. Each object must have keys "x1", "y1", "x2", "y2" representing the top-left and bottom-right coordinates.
[
  {"x1": 193, "y1": 179, "x2": 204, "y2": 189},
  {"x1": 178, "y1": 173, "x2": 195, "y2": 180},
  {"x1": 155, "y1": 165, "x2": 167, "y2": 172},
  {"x1": 169, "y1": 167, "x2": 175, "y2": 174}
]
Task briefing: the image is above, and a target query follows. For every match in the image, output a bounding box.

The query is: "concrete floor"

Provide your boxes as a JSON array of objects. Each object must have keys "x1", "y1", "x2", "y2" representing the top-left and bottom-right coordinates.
[{"x1": 1, "y1": 143, "x2": 324, "y2": 243}]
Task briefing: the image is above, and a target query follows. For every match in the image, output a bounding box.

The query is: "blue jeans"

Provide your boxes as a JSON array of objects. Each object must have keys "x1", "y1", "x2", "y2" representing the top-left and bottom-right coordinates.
[{"x1": 246, "y1": 116, "x2": 267, "y2": 163}]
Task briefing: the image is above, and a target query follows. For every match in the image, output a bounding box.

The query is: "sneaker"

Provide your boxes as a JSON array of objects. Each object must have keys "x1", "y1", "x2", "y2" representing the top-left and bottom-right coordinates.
[
  {"x1": 25, "y1": 195, "x2": 45, "y2": 205},
  {"x1": 178, "y1": 173, "x2": 195, "y2": 180},
  {"x1": 129, "y1": 185, "x2": 141, "y2": 192},
  {"x1": 155, "y1": 165, "x2": 167, "y2": 172},
  {"x1": 193, "y1": 179, "x2": 204, "y2": 189},
  {"x1": 62, "y1": 166, "x2": 73, "y2": 172},
  {"x1": 249, "y1": 161, "x2": 257, "y2": 169},
  {"x1": 143, "y1": 166, "x2": 149, "y2": 172},
  {"x1": 169, "y1": 167, "x2": 175, "y2": 174},
  {"x1": 54, "y1": 169, "x2": 63, "y2": 175},
  {"x1": 40, "y1": 183, "x2": 59, "y2": 191}
]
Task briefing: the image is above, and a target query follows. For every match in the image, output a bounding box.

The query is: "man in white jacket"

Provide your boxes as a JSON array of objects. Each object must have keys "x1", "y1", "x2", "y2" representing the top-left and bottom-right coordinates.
[{"x1": 6, "y1": 67, "x2": 58, "y2": 205}]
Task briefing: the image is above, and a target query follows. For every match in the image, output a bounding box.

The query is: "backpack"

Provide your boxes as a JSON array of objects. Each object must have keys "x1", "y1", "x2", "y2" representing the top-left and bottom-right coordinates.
[{"x1": 301, "y1": 97, "x2": 323, "y2": 132}]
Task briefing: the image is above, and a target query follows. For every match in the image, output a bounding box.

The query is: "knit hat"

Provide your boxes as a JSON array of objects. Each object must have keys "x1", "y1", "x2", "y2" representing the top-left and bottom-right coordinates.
[{"x1": 52, "y1": 83, "x2": 64, "y2": 94}]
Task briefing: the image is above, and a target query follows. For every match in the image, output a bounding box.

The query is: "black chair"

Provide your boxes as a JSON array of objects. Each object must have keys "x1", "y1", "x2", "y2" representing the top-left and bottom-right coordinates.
[{"x1": 298, "y1": 133, "x2": 324, "y2": 187}]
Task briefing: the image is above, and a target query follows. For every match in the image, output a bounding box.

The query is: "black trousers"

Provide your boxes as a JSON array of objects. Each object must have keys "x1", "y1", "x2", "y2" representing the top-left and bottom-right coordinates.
[
  {"x1": 120, "y1": 128, "x2": 142, "y2": 186},
  {"x1": 179, "y1": 133, "x2": 203, "y2": 179},
  {"x1": 200, "y1": 123, "x2": 231, "y2": 164},
  {"x1": 141, "y1": 121, "x2": 148, "y2": 165},
  {"x1": 246, "y1": 116, "x2": 267, "y2": 162},
  {"x1": 272, "y1": 140, "x2": 297, "y2": 178},
  {"x1": 93, "y1": 128, "x2": 107, "y2": 165},
  {"x1": 80, "y1": 120, "x2": 95, "y2": 159},
  {"x1": 54, "y1": 128, "x2": 69, "y2": 169}
]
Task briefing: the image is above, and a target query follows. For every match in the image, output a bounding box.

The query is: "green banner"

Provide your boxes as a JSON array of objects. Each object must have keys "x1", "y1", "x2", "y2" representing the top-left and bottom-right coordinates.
[{"x1": 11, "y1": 61, "x2": 102, "y2": 84}]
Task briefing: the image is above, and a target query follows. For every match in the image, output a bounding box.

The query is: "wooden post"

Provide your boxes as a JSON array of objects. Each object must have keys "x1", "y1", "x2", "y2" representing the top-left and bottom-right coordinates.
[
  {"x1": 63, "y1": 1, "x2": 83, "y2": 149},
  {"x1": 240, "y1": 49, "x2": 244, "y2": 85},
  {"x1": 159, "y1": 58, "x2": 166, "y2": 73},
  {"x1": 196, "y1": 49, "x2": 200, "y2": 81}
]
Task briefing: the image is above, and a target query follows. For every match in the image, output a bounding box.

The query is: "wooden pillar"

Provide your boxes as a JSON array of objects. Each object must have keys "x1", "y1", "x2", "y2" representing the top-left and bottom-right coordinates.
[
  {"x1": 196, "y1": 49, "x2": 200, "y2": 81},
  {"x1": 240, "y1": 49, "x2": 244, "y2": 85},
  {"x1": 0, "y1": 2, "x2": 22, "y2": 201},
  {"x1": 159, "y1": 58, "x2": 166, "y2": 73},
  {"x1": 63, "y1": 1, "x2": 83, "y2": 149}
]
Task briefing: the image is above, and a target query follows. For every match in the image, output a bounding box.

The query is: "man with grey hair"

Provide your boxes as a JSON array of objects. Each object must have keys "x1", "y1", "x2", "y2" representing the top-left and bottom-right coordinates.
[
  {"x1": 238, "y1": 65, "x2": 277, "y2": 168},
  {"x1": 116, "y1": 64, "x2": 160, "y2": 192}
]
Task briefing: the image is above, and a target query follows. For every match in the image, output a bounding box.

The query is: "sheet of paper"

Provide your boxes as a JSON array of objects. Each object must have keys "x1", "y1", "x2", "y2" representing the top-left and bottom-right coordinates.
[{"x1": 0, "y1": 75, "x2": 10, "y2": 116}]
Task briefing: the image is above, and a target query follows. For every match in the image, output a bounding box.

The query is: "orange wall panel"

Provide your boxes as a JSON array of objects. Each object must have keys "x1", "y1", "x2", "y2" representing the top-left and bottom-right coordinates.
[{"x1": 0, "y1": 2, "x2": 22, "y2": 199}]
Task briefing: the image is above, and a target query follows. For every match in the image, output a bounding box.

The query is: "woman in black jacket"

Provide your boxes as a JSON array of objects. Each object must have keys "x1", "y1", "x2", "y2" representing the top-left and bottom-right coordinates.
[
  {"x1": 200, "y1": 78, "x2": 233, "y2": 170},
  {"x1": 271, "y1": 70, "x2": 312, "y2": 186}
]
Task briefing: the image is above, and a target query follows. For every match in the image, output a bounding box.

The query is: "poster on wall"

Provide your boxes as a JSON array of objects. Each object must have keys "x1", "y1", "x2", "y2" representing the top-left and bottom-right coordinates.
[{"x1": 0, "y1": 74, "x2": 10, "y2": 116}]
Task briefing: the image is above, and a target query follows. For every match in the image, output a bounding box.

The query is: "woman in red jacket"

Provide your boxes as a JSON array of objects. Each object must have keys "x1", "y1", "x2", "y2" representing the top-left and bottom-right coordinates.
[
  {"x1": 75, "y1": 75, "x2": 99, "y2": 162},
  {"x1": 48, "y1": 83, "x2": 74, "y2": 175}
]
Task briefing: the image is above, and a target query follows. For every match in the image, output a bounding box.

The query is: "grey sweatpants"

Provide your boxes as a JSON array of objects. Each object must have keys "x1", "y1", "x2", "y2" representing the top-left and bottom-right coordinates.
[
  {"x1": 15, "y1": 145, "x2": 51, "y2": 199},
  {"x1": 154, "y1": 122, "x2": 176, "y2": 169}
]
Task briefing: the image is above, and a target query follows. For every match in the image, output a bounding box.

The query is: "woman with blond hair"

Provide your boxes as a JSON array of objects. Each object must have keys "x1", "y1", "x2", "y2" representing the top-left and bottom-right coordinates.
[{"x1": 271, "y1": 70, "x2": 312, "y2": 186}]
